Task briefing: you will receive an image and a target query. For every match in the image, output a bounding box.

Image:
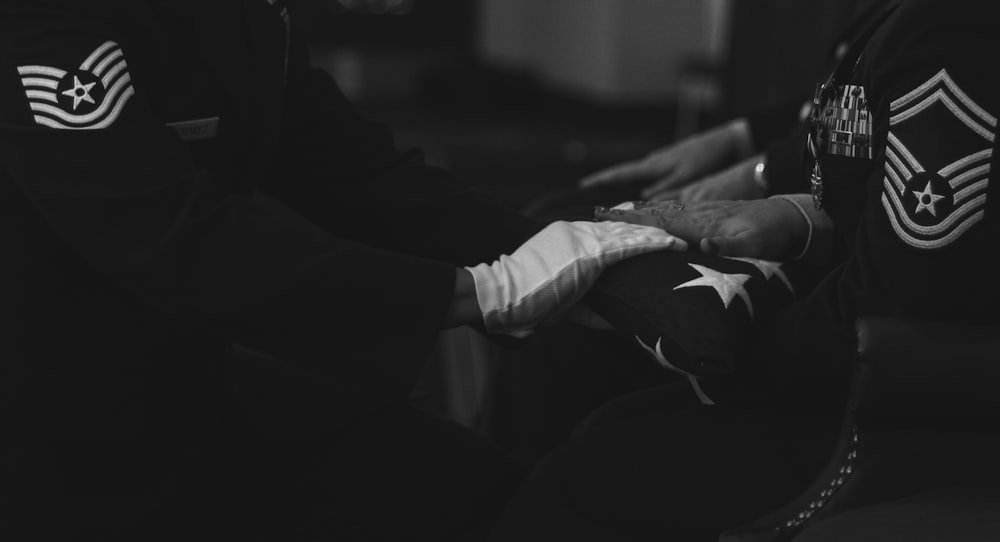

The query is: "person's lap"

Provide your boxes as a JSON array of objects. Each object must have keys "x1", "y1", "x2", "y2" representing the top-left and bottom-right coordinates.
[
  {"x1": 2, "y1": 402, "x2": 523, "y2": 542},
  {"x1": 488, "y1": 382, "x2": 843, "y2": 541}
]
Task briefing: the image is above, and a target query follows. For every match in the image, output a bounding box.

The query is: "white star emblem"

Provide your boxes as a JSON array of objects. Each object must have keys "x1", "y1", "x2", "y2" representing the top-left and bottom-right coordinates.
[
  {"x1": 675, "y1": 263, "x2": 754, "y2": 318},
  {"x1": 61, "y1": 75, "x2": 97, "y2": 111},
  {"x1": 727, "y1": 257, "x2": 794, "y2": 294},
  {"x1": 912, "y1": 181, "x2": 946, "y2": 217}
]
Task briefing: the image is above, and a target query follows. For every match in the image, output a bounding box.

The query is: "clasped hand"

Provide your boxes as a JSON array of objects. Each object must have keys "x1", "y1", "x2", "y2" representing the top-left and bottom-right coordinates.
[
  {"x1": 594, "y1": 198, "x2": 809, "y2": 261},
  {"x1": 467, "y1": 220, "x2": 686, "y2": 335}
]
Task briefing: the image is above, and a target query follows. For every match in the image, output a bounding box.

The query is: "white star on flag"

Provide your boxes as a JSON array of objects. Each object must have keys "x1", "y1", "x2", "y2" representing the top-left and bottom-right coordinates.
[
  {"x1": 675, "y1": 263, "x2": 754, "y2": 318},
  {"x1": 727, "y1": 257, "x2": 794, "y2": 294},
  {"x1": 635, "y1": 336, "x2": 714, "y2": 405}
]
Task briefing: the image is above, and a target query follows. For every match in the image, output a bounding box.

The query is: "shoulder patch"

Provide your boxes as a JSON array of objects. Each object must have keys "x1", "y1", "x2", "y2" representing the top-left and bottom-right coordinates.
[
  {"x1": 16, "y1": 41, "x2": 135, "y2": 130},
  {"x1": 881, "y1": 69, "x2": 996, "y2": 250}
]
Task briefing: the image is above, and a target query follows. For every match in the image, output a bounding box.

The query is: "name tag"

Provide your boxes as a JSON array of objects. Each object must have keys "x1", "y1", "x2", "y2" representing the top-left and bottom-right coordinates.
[{"x1": 166, "y1": 116, "x2": 220, "y2": 142}]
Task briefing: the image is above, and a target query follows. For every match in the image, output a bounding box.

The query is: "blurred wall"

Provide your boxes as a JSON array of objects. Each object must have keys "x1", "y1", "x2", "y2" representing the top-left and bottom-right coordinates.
[
  {"x1": 477, "y1": 0, "x2": 728, "y2": 106},
  {"x1": 723, "y1": 0, "x2": 884, "y2": 117},
  {"x1": 297, "y1": 0, "x2": 875, "y2": 119}
]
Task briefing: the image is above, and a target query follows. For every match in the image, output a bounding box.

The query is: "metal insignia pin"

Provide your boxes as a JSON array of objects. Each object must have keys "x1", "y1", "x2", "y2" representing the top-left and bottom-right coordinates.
[{"x1": 810, "y1": 162, "x2": 824, "y2": 210}]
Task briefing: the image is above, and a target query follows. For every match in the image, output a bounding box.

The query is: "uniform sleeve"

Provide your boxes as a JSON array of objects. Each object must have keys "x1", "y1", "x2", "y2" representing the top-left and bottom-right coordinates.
[
  {"x1": 749, "y1": 1, "x2": 999, "y2": 404},
  {"x1": 256, "y1": 18, "x2": 542, "y2": 267},
  {"x1": 762, "y1": 122, "x2": 811, "y2": 196},
  {"x1": 853, "y1": 0, "x2": 998, "y2": 323},
  {"x1": 0, "y1": 6, "x2": 462, "y2": 396}
]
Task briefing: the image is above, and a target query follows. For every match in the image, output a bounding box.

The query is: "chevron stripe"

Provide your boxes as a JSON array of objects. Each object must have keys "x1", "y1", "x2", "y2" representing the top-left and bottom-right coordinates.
[
  {"x1": 24, "y1": 90, "x2": 59, "y2": 103},
  {"x1": 948, "y1": 163, "x2": 990, "y2": 191},
  {"x1": 882, "y1": 194, "x2": 984, "y2": 250},
  {"x1": 17, "y1": 65, "x2": 67, "y2": 80},
  {"x1": 939, "y1": 149, "x2": 992, "y2": 178},
  {"x1": 883, "y1": 182, "x2": 986, "y2": 237},
  {"x1": 30, "y1": 86, "x2": 134, "y2": 130},
  {"x1": 953, "y1": 178, "x2": 989, "y2": 206},
  {"x1": 891, "y1": 69, "x2": 996, "y2": 142},
  {"x1": 80, "y1": 41, "x2": 118, "y2": 72},
  {"x1": 886, "y1": 133, "x2": 924, "y2": 174}
]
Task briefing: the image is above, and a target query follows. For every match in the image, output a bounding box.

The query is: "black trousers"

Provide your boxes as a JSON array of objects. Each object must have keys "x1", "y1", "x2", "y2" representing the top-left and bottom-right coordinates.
[
  {"x1": 2, "y1": 352, "x2": 524, "y2": 542},
  {"x1": 2, "y1": 403, "x2": 523, "y2": 542},
  {"x1": 488, "y1": 382, "x2": 843, "y2": 541}
]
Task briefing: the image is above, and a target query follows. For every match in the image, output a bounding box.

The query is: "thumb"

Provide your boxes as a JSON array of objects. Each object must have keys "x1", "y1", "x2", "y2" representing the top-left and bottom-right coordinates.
[{"x1": 700, "y1": 236, "x2": 743, "y2": 257}]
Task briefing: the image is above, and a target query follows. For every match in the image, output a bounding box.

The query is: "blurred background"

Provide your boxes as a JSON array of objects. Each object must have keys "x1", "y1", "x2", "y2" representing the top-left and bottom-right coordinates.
[
  {"x1": 287, "y1": 0, "x2": 876, "y2": 460},
  {"x1": 291, "y1": 0, "x2": 866, "y2": 210}
]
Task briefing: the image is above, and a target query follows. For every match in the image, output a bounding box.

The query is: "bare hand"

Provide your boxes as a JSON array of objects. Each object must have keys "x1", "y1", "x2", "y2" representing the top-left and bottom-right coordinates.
[
  {"x1": 594, "y1": 199, "x2": 808, "y2": 261},
  {"x1": 650, "y1": 157, "x2": 763, "y2": 202},
  {"x1": 577, "y1": 119, "x2": 752, "y2": 200}
]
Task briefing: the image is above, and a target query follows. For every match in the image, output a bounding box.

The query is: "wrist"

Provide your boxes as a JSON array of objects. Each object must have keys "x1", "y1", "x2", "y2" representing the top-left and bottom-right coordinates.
[
  {"x1": 768, "y1": 194, "x2": 834, "y2": 266},
  {"x1": 444, "y1": 268, "x2": 484, "y2": 329},
  {"x1": 770, "y1": 195, "x2": 812, "y2": 260}
]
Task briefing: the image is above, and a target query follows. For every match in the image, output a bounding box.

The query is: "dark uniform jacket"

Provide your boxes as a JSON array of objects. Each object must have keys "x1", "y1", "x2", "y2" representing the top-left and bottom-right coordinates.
[
  {"x1": 754, "y1": 0, "x2": 999, "y2": 402},
  {"x1": 0, "y1": 1, "x2": 538, "y2": 442},
  {"x1": 745, "y1": 0, "x2": 900, "y2": 197}
]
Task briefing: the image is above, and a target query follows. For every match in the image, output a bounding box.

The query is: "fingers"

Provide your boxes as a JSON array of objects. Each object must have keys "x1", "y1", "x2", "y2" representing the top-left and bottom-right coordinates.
[
  {"x1": 595, "y1": 201, "x2": 738, "y2": 251},
  {"x1": 577, "y1": 160, "x2": 646, "y2": 188},
  {"x1": 701, "y1": 234, "x2": 758, "y2": 258},
  {"x1": 596, "y1": 199, "x2": 690, "y2": 218},
  {"x1": 638, "y1": 175, "x2": 683, "y2": 199},
  {"x1": 594, "y1": 210, "x2": 696, "y2": 248},
  {"x1": 700, "y1": 237, "x2": 726, "y2": 255},
  {"x1": 604, "y1": 221, "x2": 690, "y2": 252},
  {"x1": 578, "y1": 158, "x2": 671, "y2": 189},
  {"x1": 566, "y1": 219, "x2": 688, "y2": 251},
  {"x1": 593, "y1": 206, "x2": 665, "y2": 228},
  {"x1": 645, "y1": 187, "x2": 685, "y2": 202}
]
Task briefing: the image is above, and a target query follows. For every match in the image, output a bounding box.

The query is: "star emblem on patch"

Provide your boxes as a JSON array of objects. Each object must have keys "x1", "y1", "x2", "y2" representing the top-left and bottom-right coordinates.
[
  {"x1": 881, "y1": 69, "x2": 996, "y2": 250},
  {"x1": 16, "y1": 41, "x2": 135, "y2": 130}
]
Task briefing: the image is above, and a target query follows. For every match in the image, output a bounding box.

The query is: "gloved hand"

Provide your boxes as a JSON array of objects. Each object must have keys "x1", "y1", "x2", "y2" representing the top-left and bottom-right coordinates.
[
  {"x1": 594, "y1": 197, "x2": 823, "y2": 262},
  {"x1": 466, "y1": 220, "x2": 687, "y2": 335}
]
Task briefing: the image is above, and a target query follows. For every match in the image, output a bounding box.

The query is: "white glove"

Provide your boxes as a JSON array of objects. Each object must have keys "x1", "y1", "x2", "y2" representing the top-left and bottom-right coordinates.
[{"x1": 466, "y1": 220, "x2": 687, "y2": 335}]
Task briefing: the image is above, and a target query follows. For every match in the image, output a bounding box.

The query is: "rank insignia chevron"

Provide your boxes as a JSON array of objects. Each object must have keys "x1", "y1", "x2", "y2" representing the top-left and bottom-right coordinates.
[
  {"x1": 16, "y1": 41, "x2": 135, "y2": 130},
  {"x1": 881, "y1": 69, "x2": 996, "y2": 250}
]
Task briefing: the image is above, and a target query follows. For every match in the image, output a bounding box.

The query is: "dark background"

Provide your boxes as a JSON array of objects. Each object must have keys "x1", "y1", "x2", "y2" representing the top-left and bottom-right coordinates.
[{"x1": 289, "y1": 0, "x2": 871, "y2": 211}]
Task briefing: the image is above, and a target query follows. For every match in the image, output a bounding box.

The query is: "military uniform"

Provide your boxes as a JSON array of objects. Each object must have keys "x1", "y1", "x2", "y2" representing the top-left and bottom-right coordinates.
[
  {"x1": 747, "y1": 0, "x2": 900, "y2": 198},
  {"x1": 490, "y1": 1, "x2": 1000, "y2": 540},
  {"x1": 0, "y1": 1, "x2": 537, "y2": 539}
]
